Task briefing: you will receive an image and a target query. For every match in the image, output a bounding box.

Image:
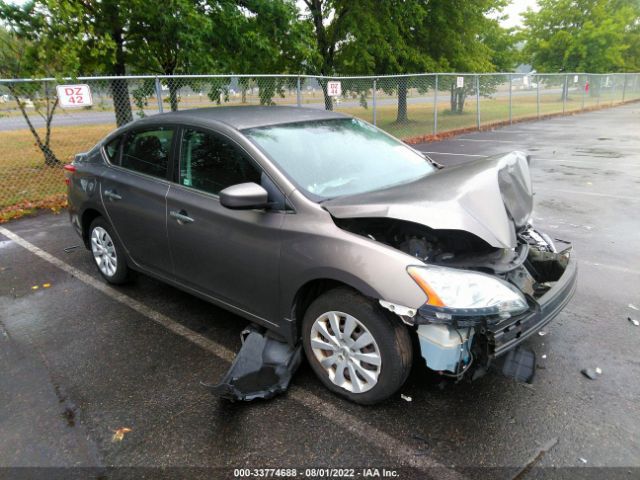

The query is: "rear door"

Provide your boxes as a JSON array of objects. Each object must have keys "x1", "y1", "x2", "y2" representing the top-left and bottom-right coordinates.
[
  {"x1": 101, "y1": 126, "x2": 175, "y2": 275},
  {"x1": 166, "y1": 127, "x2": 285, "y2": 322}
]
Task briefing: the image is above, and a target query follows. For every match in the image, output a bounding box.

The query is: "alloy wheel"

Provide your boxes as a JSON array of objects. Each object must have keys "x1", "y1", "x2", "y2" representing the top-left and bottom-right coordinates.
[
  {"x1": 310, "y1": 311, "x2": 382, "y2": 393},
  {"x1": 91, "y1": 226, "x2": 117, "y2": 277}
]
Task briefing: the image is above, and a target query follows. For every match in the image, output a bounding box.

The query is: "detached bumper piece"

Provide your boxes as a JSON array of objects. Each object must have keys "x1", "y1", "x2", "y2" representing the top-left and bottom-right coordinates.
[
  {"x1": 203, "y1": 326, "x2": 302, "y2": 401},
  {"x1": 494, "y1": 346, "x2": 536, "y2": 383}
]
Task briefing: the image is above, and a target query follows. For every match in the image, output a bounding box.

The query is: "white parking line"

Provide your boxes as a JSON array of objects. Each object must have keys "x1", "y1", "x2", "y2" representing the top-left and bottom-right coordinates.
[
  {"x1": 0, "y1": 226, "x2": 464, "y2": 479},
  {"x1": 418, "y1": 151, "x2": 488, "y2": 157}
]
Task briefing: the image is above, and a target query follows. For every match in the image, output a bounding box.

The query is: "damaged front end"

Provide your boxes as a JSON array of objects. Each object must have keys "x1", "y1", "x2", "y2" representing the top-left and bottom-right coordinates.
[
  {"x1": 345, "y1": 217, "x2": 576, "y2": 383},
  {"x1": 327, "y1": 152, "x2": 577, "y2": 383},
  {"x1": 409, "y1": 225, "x2": 576, "y2": 382}
]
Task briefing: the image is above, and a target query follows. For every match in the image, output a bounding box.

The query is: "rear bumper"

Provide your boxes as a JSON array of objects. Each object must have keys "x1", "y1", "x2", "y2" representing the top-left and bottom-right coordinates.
[{"x1": 487, "y1": 250, "x2": 577, "y2": 357}]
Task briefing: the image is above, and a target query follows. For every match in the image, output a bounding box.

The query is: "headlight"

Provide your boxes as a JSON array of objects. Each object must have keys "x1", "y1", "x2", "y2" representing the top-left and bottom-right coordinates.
[{"x1": 408, "y1": 265, "x2": 528, "y2": 316}]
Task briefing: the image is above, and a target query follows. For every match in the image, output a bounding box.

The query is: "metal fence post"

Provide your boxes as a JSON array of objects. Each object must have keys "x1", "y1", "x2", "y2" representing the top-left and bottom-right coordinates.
[
  {"x1": 155, "y1": 77, "x2": 164, "y2": 113},
  {"x1": 562, "y1": 74, "x2": 568, "y2": 114},
  {"x1": 476, "y1": 75, "x2": 480, "y2": 129},
  {"x1": 610, "y1": 77, "x2": 616, "y2": 105},
  {"x1": 508, "y1": 73, "x2": 512, "y2": 124},
  {"x1": 536, "y1": 76, "x2": 541, "y2": 119},
  {"x1": 582, "y1": 75, "x2": 586, "y2": 110},
  {"x1": 597, "y1": 76, "x2": 601, "y2": 106},
  {"x1": 296, "y1": 76, "x2": 301, "y2": 107},
  {"x1": 622, "y1": 73, "x2": 627, "y2": 102},
  {"x1": 433, "y1": 74, "x2": 438, "y2": 136},
  {"x1": 372, "y1": 79, "x2": 377, "y2": 126}
]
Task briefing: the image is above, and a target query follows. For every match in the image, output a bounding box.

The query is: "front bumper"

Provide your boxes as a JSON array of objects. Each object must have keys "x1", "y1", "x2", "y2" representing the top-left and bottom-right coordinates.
[
  {"x1": 487, "y1": 249, "x2": 577, "y2": 357},
  {"x1": 415, "y1": 248, "x2": 578, "y2": 360}
]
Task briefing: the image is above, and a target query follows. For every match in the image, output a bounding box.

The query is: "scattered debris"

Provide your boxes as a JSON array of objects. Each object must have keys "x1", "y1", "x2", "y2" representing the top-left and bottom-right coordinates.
[
  {"x1": 629, "y1": 317, "x2": 640, "y2": 327},
  {"x1": 579, "y1": 457, "x2": 588, "y2": 464},
  {"x1": 629, "y1": 304, "x2": 639, "y2": 311},
  {"x1": 31, "y1": 285, "x2": 38, "y2": 290},
  {"x1": 581, "y1": 368, "x2": 601, "y2": 380},
  {"x1": 538, "y1": 331, "x2": 547, "y2": 336},
  {"x1": 595, "y1": 367, "x2": 602, "y2": 375},
  {"x1": 541, "y1": 354, "x2": 547, "y2": 360},
  {"x1": 203, "y1": 325, "x2": 302, "y2": 401},
  {"x1": 64, "y1": 245, "x2": 81, "y2": 253},
  {"x1": 401, "y1": 394, "x2": 412, "y2": 402},
  {"x1": 112, "y1": 427, "x2": 132, "y2": 442},
  {"x1": 43, "y1": 283, "x2": 51, "y2": 288}
]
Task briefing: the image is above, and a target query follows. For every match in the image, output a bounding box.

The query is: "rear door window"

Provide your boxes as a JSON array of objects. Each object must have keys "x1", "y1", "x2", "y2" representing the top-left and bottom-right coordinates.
[
  {"x1": 104, "y1": 137, "x2": 121, "y2": 164},
  {"x1": 179, "y1": 129, "x2": 261, "y2": 195},
  {"x1": 121, "y1": 128, "x2": 174, "y2": 179}
]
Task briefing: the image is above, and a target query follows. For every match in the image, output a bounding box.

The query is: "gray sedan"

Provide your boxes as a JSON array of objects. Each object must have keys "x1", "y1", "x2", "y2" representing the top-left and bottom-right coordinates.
[{"x1": 65, "y1": 106, "x2": 576, "y2": 404}]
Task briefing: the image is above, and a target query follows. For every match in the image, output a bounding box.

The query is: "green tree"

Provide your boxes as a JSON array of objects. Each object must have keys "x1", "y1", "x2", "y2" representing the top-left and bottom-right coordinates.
[
  {"x1": 0, "y1": 0, "x2": 139, "y2": 126},
  {"x1": 223, "y1": 0, "x2": 315, "y2": 105},
  {"x1": 522, "y1": 0, "x2": 640, "y2": 73},
  {"x1": 0, "y1": 24, "x2": 75, "y2": 165}
]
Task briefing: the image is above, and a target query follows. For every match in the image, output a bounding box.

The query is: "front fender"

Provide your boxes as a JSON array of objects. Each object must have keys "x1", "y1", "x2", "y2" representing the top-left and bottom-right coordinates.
[{"x1": 279, "y1": 209, "x2": 428, "y2": 323}]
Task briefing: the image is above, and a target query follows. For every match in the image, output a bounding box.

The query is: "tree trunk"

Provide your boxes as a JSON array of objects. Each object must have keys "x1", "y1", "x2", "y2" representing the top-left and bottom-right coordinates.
[
  {"x1": 450, "y1": 85, "x2": 465, "y2": 114},
  {"x1": 110, "y1": 22, "x2": 133, "y2": 126},
  {"x1": 396, "y1": 77, "x2": 408, "y2": 123},
  {"x1": 320, "y1": 80, "x2": 333, "y2": 111},
  {"x1": 456, "y1": 89, "x2": 465, "y2": 113},
  {"x1": 8, "y1": 85, "x2": 61, "y2": 166},
  {"x1": 111, "y1": 78, "x2": 132, "y2": 126},
  {"x1": 561, "y1": 77, "x2": 569, "y2": 101},
  {"x1": 167, "y1": 78, "x2": 179, "y2": 111}
]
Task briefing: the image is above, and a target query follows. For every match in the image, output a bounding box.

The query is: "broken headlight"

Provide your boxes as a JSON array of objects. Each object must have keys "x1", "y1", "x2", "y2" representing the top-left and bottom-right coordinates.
[{"x1": 407, "y1": 265, "x2": 528, "y2": 317}]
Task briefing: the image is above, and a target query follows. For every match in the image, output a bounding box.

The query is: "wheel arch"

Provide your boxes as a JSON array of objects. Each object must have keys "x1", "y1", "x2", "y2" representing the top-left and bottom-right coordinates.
[
  {"x1": 80, "y1": 207, "x2": 105, "y2": 247},
  {"x1": 288, "y1": 272, "x2": 382, "y2": 341}
]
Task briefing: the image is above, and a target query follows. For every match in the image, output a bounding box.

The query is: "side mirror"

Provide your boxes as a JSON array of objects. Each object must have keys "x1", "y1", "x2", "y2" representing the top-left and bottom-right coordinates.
[{"x1": 219, "y1": 182, "x2": 269, "y2": 210}]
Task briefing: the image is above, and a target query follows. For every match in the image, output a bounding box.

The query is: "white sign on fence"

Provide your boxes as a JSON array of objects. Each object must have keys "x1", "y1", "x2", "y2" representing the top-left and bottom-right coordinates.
[
  {"x1": 456, "y1": 76, "x2": 464, "y2": 88},
  {"x1": 327, "y1": 81, "x2": 342, "y2": 97},
  {"x1": 523, "y1": 76, "x2": 530, "y2": 86},
  {"x1": 56, "y1": 84, "x2": 93, "y2": 108},
  {"x1": 574, "y1": 75, "x2": 579, "y2": 83}
]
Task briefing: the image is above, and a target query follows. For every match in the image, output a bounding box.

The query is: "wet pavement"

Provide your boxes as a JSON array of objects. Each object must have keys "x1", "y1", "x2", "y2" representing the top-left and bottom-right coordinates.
[{"x1": 1, "y1": 103, "x2": 639, "y2": 479}]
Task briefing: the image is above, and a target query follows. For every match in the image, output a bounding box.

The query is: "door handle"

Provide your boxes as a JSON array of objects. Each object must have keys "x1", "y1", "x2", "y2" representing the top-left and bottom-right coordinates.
[
  {"x1": 104, "y1": 189, "x2": 122, "y2": 201},
  {"x1": 170, "y1": 210, "x2": 195, "y2": 224}
]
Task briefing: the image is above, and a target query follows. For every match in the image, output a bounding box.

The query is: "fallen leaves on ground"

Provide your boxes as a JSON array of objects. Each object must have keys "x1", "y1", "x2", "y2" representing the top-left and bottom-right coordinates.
[{"x1": 112, "y1": 427, "x2": 132, "y2": 442}]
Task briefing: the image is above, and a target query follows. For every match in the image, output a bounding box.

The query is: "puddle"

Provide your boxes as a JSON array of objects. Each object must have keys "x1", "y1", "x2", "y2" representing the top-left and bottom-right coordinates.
[{"x1": 572, "y1": 148, "x2": 623, "y2": 158}]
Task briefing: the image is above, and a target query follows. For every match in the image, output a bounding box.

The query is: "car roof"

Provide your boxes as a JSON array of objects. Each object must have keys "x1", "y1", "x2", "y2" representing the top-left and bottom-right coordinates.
[{"x1": 135, "y1": 106, "x2": 348, "y2": 131}]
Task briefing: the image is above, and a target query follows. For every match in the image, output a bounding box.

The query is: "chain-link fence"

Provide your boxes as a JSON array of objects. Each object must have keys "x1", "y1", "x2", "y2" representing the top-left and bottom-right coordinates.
[{"x1": 0, "y1": 72, "x2": 638, "y2": 221}]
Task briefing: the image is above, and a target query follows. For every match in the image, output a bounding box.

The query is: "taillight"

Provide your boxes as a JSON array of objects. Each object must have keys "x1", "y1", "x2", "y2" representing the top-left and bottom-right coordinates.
[{"x1": 63, "y1": 164, "x2": 76, "y2": 185}]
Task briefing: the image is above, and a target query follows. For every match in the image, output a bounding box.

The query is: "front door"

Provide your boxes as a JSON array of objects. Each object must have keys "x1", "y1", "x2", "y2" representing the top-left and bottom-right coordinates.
[
  {"x1": 166, "y1": 127, "x2": 284, "y2": 323},
  {"x1": 101, "y1": 127, "x2": 174, "y2": 275}
]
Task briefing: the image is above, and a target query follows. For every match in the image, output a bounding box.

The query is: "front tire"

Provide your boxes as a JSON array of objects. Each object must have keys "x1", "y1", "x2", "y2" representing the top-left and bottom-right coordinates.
[
  {"x1": 302, "y1": 288, "x2": 413, "y2": 405},
  {"x1": 89, "y1": 217, "x2": 130, "y2": 284}
]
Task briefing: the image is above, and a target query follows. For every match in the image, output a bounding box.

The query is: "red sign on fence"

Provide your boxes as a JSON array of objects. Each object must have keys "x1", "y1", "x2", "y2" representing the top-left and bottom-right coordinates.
[
  {"x1": 327, "y1": 81, "x2": 342, "y2": 97},
  {"x1": 56, "y1": 84, "x2": 93, "y2": 108}
]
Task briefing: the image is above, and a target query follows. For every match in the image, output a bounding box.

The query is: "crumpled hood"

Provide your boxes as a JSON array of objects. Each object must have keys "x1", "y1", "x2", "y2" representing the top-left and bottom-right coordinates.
[{"x1": 323, "y1": 151, "x2": 533, "y2": 248}]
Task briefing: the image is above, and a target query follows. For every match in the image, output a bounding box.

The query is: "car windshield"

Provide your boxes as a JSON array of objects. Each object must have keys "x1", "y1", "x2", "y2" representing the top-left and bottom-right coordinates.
[{"x1": 244, "y1": 118, "x2": 436, "y2": 199}]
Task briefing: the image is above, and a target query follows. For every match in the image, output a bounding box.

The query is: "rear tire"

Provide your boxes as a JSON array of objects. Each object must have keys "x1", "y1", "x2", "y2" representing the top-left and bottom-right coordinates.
[
  {"x1": 88, "y1": 217, "x2": 130, "y2": 284},
  {"x1": 302, "y1": 288, "x2": 412, "y2": 405}
]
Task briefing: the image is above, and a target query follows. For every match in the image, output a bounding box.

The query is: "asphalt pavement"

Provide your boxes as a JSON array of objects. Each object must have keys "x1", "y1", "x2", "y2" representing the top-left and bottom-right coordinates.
[{"x1": 1, "y1": 103, "x2": 639, "y2": 479}]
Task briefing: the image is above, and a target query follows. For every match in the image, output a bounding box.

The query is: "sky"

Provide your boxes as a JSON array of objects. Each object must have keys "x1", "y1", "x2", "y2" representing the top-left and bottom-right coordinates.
[{"x1": 500, "y1": 0, "x2": 540, "y2": 28}]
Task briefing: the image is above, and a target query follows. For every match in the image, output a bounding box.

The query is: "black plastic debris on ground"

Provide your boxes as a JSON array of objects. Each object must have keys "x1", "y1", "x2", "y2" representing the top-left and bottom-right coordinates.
[
  {"x1": 203, "y1": 325, "x2": 302, "y2": 401},
  {"x1": 581, "y1": 368, "x2": 599, "y2": 380},
  {"x1": 496, "y1": 347, "x2": 536, "y2": 384}
]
